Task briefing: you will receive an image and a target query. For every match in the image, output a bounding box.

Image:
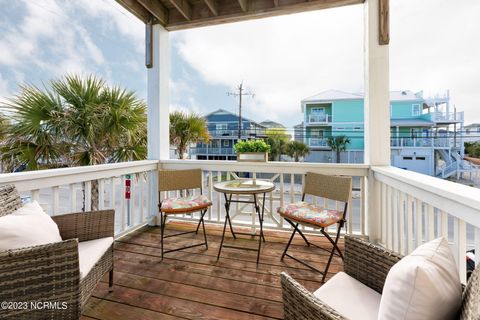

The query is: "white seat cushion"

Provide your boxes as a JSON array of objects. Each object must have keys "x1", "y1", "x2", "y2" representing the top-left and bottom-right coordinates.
[
  {"x1": 0, "y1": 201, "x2": 62, "y2": 251},
  {"x1": 378, "y1": 237, "x2": 462, "y2": 320},
  {"x1": 314, "y1": 271, "x2": 381, "y2": 320},
  {"x1": 78, "y1": 237, "x2": 113, "y2": 279}
]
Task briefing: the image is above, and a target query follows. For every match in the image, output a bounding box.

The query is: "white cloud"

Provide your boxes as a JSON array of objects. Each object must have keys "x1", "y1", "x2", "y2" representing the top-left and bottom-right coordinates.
[
  {"x1": 390, "y1": 0, "x2": 480, "y2": 124},
  {"x1": 175, "y1": 0, "x2": 480, "y2": 125},
  {"x1": 175, "y1": 6, "x2": 363, "y2": 124}
]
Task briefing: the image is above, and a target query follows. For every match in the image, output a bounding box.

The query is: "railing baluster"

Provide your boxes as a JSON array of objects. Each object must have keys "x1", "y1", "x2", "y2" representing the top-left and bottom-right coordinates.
[
  {"x1": 399, "y1": 191, "x2": 405, "y2": 255},
  {"x1": 457, "y1": 219, "x2": 467, "y2": 283},
  {"x1": 139, "y1": 174, "x2": 144, "y2": 222},
  {"x1": 70, "y1": 184, "x2": 76, "y2": 212},
  {"x1": 386, "y1": 185, "x2": 392, "y2": 250},
  {"x1": 217, "y1": 171, "x2": 222, "y2": 222},
  {"x1": 98, "y1": 179, "x2": 105, "y2": 210},
  {"x1": 475, "y1": 227, "x2": 480, "y2": 267},
  {"x1": 208, "y1": 170, "x2": 213, "y2": 221},
  {"x1": 381, "y1": 182, "x2": 387, "y2": 245},
  {"x1": 406, "y1": 194, "x2": 414, "y2": 253},
  {"x1": 427, "y1": 204, "x2": 435, "y2": 241},
  {"x1": 111, "y1": 178, "x2": 116, "y2": 212},
  {"x1": 392, "y1": 189, "x2": 399, "y2": 252},
  {"x1": 415, "y1": 199, "x2": 423, "y2": 247},
  {"x1": 360, "y1": 176, "x2": 366, "y2": 236},
  {"x1": 290, "y1": 174, "x2": 295, "y2": 204},
  {"x1": 85, "y1": 181, "x2": 92, "y2": 212},
  {"x1": 280, "y1": 173, "x2": 284, "y2": 228},
  {"x1": 52, "y1": 186, "x2": 59, "y2": 216}
]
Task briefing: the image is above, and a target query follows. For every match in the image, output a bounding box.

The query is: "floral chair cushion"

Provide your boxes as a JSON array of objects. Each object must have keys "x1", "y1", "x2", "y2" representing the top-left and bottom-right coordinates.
[
  {"x1": 278, "y1": 201, "x2": 344, "y2": 228},
  {"x1": 161, "y1": 194, "x2": 212, "y2": 213}
]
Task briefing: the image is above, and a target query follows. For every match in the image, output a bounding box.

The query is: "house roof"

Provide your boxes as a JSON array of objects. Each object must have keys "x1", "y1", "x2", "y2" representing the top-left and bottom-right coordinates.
[
  {"x1": 390, "y1": 90, "x2": 423, "y2": 101},
  {"x1": 390, "y1": 119, "x2": 434, "y2": 127},
  {"x1": 259, "y1": 120, "x2": 285, "y2": 128},
  {"x1": 203, "y1": 108, "x2": 266, "y2": 128},
  {"x1": 465, "y1": 123, "x2": 480, "y2": 128},
  {"x1": 302, "y1": 89, "x2": 424, "y2": 104},
  {"x1": 302, "y1": 90, "x2": 363, "y2": 103}
]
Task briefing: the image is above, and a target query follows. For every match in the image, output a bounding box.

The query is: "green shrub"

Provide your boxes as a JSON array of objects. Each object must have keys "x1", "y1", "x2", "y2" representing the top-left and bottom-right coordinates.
[
  {"x1": 234, "y1": 140, "x2": 271, "y2": 153},
  {"x1": 465, "y1": 142, "x2": 480, "y2": 158}
]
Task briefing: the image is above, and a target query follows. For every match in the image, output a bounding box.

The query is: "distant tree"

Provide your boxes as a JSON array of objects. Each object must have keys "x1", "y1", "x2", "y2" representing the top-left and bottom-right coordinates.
[
  {"x1": 1, "y1": 74, "x2": 147, "y2": 209},
  {"x1": 286, "y1": 140, "x2": 310, "y2": 162},
  {"x1": 265, "y1": 127, "x2": 290, "y2": 161},
  {"x1": 465, "y1": 142, "x2": 480, "y2": 158},
  {"x1": 170, "y1": 111, "x2": 210, "y2": 159},
  {"x1": 326, "y1": 135, "x2": 351, "y2": 163}
]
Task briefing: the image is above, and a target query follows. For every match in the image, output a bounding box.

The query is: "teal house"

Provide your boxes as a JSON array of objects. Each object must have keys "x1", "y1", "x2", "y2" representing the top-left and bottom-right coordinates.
[{"x1": 299, "y1": 90, "x2": 466, "y2": 176}]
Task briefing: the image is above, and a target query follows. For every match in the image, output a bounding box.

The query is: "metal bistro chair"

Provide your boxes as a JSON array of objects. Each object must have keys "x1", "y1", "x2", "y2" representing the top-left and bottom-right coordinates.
[
  {"x1": 158, "y1": 169, "x2": 212, "y2": 258},
  {"x1": 278, "y1": 172, "x2": 352, "y2": 282}
]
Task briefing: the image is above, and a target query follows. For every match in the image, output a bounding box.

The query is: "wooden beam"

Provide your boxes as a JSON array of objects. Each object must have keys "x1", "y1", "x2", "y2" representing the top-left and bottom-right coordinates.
[
  {"x1": 137, "y1": 0, "x2": 169, "y2": 25},
  {"x1": 379, "y1": 0, "x2": 389, "y2": 45},
  {"x1": 169, "y1": 0, "x2": 192, "y2": 20},
  {"x1": 166, "y1": 0, "x2": 363, "y2": 31},
  {"x1": 238, "y1": 0, "x2": 248, "y2": 11},
  {"x1": 204, "y1": 0, "x2": 219, "y2": 16},
  {"x1": 116, "y1": 0, "x2": 150, "y2": 22}
]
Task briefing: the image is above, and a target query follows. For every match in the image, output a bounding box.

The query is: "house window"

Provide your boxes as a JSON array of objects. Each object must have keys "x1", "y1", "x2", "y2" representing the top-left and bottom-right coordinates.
[
  {"x1": 215, "y1": 123, "x2": 228, "y2": 131},
  {"x1": 311, "y1": 107, "x2": 325, "y2": 114},
  {"x1": 311, "y1": 129, "x2": 324, "y2": 138},
  {"x1": 223, "y1": 140, "x2": 229, "y2": 147},
  {"x1": 412, "y1": 104, "x2": 421, "y2": 116}
]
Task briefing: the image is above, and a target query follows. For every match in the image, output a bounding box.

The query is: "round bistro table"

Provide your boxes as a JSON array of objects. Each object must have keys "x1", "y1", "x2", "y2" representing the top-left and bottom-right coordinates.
[{"x1": 213, "y1": 179, "x2": 275, "y2": 264}]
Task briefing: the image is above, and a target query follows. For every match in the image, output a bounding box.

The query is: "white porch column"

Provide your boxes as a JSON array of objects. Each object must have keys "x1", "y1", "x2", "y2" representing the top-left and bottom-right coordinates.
[
  {"x1": 148, "y1": 24, "x2": 170, "y2": 225},
  {"x1": 364, "y1": 0, "x2": 390, "y2": 243}
]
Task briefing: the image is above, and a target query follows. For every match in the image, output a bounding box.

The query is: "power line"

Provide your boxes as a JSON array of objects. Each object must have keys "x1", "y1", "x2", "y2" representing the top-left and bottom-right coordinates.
[{"x1": 227, "y1": 82, "x2": 254, "y2": 140}]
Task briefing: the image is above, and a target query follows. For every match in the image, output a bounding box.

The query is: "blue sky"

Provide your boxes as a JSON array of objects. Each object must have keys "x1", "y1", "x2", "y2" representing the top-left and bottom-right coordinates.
[{"x1": 1, "y1": 0, "x2": 480, "y2": 130}]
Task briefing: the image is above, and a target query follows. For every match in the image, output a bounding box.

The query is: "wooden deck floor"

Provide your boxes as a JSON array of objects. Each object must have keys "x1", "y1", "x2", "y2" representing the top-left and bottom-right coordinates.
[{"x1": 82, "y1": 221, "x2": 344, "y2": 320}]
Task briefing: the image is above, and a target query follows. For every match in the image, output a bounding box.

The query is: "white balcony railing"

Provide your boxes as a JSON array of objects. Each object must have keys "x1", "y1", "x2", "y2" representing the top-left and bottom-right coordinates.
[
  {"x1": 390, "y1": 137, "x2": 462, "y2": 148},
  {"x1": 308, "y1": 137, "x2": 328, "y2": 147},
  {"x1": 0, "y1": 159, "x2": 479, "y2": 282},
  {"x1": 373, "y1": 166, "x2": 480, "y2": 282},
  {"x1": 307, "y1": 114, "x2": 332, "y2": 124},
  {"x1": 160, "y1": 160, "x2": 369, "y2": 237},
  {"x1": 0, "y1": 160, "x2": 158, "y2": 238},
  {"x1": 434, "y1": 111, "x2": 464, "y2": 122}
]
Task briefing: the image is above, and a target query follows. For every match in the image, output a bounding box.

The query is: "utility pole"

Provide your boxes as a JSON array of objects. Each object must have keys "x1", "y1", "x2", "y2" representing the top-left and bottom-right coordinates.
[{"x1": 227, "y1": 82, "x2": 254, "y2": 141}]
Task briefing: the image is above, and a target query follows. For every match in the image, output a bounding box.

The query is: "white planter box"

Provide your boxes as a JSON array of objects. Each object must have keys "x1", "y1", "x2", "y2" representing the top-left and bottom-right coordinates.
[{"x1": 237, "y1": 152, "x2": 268, "y2": 162}]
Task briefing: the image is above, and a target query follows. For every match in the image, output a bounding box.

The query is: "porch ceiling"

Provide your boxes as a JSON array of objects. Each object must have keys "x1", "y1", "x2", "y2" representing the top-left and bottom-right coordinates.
[{"x1": 116, "y1": 0, "x2": 364, "y2": 31}]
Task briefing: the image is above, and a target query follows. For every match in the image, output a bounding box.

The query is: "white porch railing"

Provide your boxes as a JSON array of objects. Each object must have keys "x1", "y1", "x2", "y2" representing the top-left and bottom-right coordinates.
[
  {"x1": 159, "y1": 160, "x2": 369, "y2": 237},
  {"x1": 0, "y1": 160, "x2": 158, "y2": 238},
  {"x1": 373, "y1": 166, "x2": 480, "y2": 283}
]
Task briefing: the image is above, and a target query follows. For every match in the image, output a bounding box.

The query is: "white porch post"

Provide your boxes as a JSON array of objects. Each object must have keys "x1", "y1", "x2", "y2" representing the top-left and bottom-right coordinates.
[
  {"x1": 148, "y1": 24, "x2": 170, "y2": 225},
  {"x1": 364, "y1": 0, "x2": 390, "y2": 243}
]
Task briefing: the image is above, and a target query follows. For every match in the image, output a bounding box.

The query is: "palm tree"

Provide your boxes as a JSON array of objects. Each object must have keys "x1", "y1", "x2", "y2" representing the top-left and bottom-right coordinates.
[
  {"x1": 326, "y1": 135, "x2": 351, "y2": 163},
  {"x1": 170, "y1": 111, "x2": 210, "y2": 159},
  {"x1": 286, "y1": 140, "x2": 310, "y2": 162},
  {"x1": 1, "y1": 74, "x2": 147, "y2": 209}
]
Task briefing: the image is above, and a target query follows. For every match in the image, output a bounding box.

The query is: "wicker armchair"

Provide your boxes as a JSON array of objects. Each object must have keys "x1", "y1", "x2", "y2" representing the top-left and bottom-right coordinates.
[
  {"x1": 281, "y1": 235, "x2": 480, "y2": 320},
  {"x1": 0, "y1": 184, "x2": 114, "y2": 320}
]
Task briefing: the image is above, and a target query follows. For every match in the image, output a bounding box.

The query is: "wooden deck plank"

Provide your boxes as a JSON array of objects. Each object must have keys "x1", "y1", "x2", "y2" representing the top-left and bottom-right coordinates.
[{"x1": 84, "y1": 221, "x2": 344, "y2": 319}]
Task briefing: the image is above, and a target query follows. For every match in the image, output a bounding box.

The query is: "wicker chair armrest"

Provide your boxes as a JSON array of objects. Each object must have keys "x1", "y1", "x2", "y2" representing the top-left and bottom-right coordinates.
[
  {"x1": 344, "y1": 235, "x2": 402, "y2": 293},
  {"x1": 0, "y1": 239, "x2": 81, "y2": 319},
  {"x1": 281, "y1": 272, "x2": 346, "y2": 320},
  {"x1": 52, "y1": 210, "x2": 115, "y2": 242}
]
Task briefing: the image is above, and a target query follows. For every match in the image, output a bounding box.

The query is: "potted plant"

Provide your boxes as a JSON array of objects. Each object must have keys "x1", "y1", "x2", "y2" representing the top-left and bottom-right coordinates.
[{"x1": 234, "y1": 140, "x2": 270, "y2": 162}]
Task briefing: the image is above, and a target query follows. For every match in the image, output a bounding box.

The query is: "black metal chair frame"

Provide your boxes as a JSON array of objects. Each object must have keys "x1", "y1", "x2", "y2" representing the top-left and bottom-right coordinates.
[
  {"x1": 159, "y1": 187, "x2": 210, "y2": 259},
  {"x1": 281, "y1": 189, "x2": 349, "y2": 283}
]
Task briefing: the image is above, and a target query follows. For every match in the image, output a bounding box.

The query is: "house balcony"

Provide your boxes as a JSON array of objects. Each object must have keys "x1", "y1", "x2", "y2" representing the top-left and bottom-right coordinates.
[
  {"x1": 306, "y1": 114, "x2": 332, "y2": 125},
  {"x1": 191, "y1": 147, "x2": 236, "y2": 155},
  {"x1": 307, "y1": 137, "x2": 329, "y2": 148},
  {"x1": 210, "y1": 129, "x2": 266, "y2": 138},
  {"x1": 390, "y1": 137, "x2": 463, "y2": 149}
]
